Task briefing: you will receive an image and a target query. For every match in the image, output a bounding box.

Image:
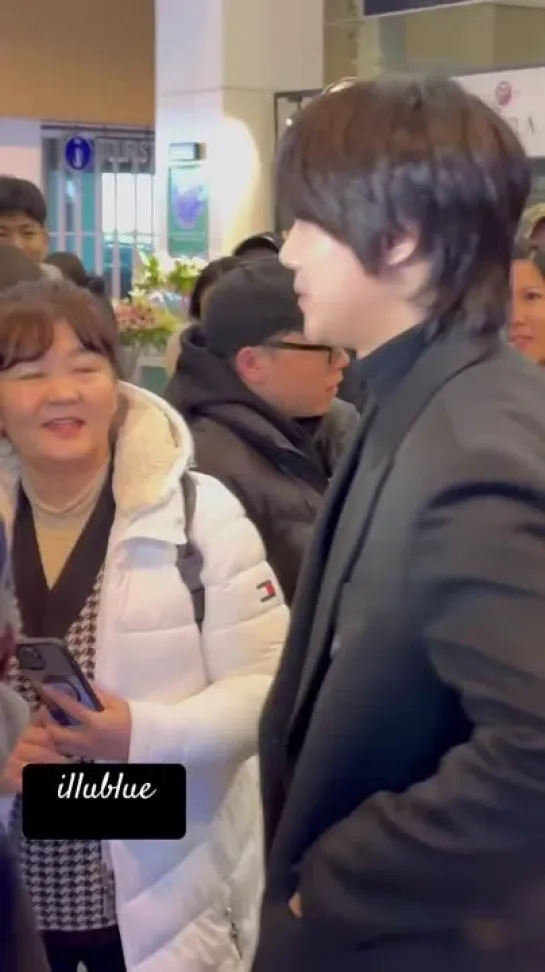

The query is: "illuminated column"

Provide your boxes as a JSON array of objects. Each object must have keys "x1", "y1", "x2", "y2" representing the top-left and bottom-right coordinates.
[{"x1": 155, "y1": 0, "x2": 324, "y2": 256}]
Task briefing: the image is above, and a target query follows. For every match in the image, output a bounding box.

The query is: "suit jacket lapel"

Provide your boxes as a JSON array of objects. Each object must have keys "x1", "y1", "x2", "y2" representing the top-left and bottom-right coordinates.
[
  {"x1": 287, "y1": 329, "x2": 498, "y2": 740},
  {"x1": 282, "y1": 413, "x2": 367, "y2": 669}
]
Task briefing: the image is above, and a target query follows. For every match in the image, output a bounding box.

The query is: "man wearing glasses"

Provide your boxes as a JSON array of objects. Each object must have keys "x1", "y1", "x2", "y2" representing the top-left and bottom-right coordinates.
[{"x1": 165, "y1": 255, "x2": 357, "y2": 604}]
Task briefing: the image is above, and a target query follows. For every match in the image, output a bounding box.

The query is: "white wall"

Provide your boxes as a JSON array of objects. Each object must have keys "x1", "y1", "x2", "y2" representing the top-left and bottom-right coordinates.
[
  {"x1": 155, "y1": 0, "x2": 324, "y2": 256},
  {"x1": 456, "y1": 67, "x2": 545, "y2": 159},
  {"x1": 0, "y1": 119, "x2": 42, "y2": 187}
]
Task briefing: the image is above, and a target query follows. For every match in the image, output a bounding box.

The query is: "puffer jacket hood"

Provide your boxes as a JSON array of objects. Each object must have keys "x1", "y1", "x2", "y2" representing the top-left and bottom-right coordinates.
[
  {"x1": 173, "y1": 323, "x2": 268, "y2": 414},
  {"x1": 170, "y1": 324, "x2": 317, "y2": 450}
]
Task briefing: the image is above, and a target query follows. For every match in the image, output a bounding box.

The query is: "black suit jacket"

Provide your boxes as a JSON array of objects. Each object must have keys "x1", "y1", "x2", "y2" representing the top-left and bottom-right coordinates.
[{"x1": 254, "y1": 327, "x2": 545, "y2": 972}]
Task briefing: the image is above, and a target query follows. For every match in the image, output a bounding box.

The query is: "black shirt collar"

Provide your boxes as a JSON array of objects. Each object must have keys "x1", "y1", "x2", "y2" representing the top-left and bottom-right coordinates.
[{"x1": 356, "y1": 324, "x2": 427, "y2": 405}]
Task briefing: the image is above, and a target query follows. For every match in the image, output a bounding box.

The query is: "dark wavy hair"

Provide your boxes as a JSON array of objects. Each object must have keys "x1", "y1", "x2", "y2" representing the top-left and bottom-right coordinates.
[{"x1": 276, "y1": 75, "x2": 530, "y2": 336}]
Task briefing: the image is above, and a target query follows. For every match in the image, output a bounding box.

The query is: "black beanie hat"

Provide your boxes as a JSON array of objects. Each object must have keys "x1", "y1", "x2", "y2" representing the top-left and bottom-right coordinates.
[
  {"x1": 232, "y1": 231, "x2": 283, "y2": 258},
  {"x1": 203, "y1": 255, "x2": 304, "y2": 357}
]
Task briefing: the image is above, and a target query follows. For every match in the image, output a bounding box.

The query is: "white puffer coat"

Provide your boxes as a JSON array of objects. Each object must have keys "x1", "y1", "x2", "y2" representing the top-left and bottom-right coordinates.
[{"x1": 0, "y1": 384, "x2": 288, "y2": 972}]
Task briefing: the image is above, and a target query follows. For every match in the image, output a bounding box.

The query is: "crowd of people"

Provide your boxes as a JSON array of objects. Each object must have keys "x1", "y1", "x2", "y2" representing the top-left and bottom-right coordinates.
[{"x1": 1, "y1": 72, "x2": 545, "y2": 972}]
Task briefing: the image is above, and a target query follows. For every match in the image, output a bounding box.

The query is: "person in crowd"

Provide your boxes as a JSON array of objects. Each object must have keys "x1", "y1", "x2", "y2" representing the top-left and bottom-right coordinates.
[
  {"x1": 232, "y1": 232, "x2": 283, "y2": 261},
  {"x1": 189, "y1": 256, "x2": 240, "y2": 323},
  {"x1": 165, "y1": 256, "x2": 239, "y2": 377},
  {"x1": 509, "y1": 239, "x2": 545, "y2": 364},
  {"x1": 165, "y1": 256, "x2": 358, "y2": 604},
  {"x1": 519, "y1": 201, "x2": 545, "y2": 247},
  {"x1": 44, "y1": 250, "x2": 118, "y2": 337},
  {"x1": 44, "y1": 252, "x2": 107, "y2": 298},
  {"x1": 0, "y1": 279, "x2": 287, "y2": 972},
  {"x1": 0, "y1": 517, "x2": 49, "y2": 972},
  {"x1": 0, "y1": 177, "x2": 61, "y2": 280},
  {"x1": 252, "y1": 76, "x2": 545, "y2": 972}
]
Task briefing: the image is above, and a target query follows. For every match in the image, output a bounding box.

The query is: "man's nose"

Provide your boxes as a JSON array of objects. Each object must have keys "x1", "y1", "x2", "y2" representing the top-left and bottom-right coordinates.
[
  {"x1": 336, "y1": 349, "x2": 351, "y2": 369},
  {"x1": 279, "y1": 240, "x2": 291, "y2": 268},
  {"x1": 279, "y1": 229, "x2": 297, "y2": 269}
]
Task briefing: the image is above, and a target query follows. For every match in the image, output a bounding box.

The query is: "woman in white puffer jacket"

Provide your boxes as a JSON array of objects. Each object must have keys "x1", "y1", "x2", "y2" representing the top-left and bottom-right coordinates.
[{"x1": 0, "y1": 279, "x2": 288, "y2": 972}]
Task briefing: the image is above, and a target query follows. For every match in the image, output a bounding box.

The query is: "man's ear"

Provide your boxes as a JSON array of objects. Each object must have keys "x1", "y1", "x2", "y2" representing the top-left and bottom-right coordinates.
[
  {"x1": 233, "y1": 346, "x2": 264, "y2": 384},
  {"x1": 386, "y1": 232, "x2": 419, "y2": 269}
]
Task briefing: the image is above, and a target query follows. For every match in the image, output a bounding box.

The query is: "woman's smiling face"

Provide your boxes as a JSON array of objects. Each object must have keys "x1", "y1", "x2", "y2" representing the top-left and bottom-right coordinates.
[
  {"x1": 0, "y1": 319, "x2": 118, "y2": 472},
  {"x1": 510, "y1": 258, "x2": 545, "y2": 365}
]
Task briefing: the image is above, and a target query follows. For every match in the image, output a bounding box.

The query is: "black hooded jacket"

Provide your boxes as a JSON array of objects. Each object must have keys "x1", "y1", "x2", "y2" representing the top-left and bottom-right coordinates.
[
  {"x1": 0, "y1": 825, "x2": 50, "y2": 972},
  {"x1": 165, "y1": 325, "x2": 358, "y2": 603}
]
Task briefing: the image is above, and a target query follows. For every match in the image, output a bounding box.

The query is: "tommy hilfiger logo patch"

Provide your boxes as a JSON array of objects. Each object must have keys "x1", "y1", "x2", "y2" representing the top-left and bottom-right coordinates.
[{"x1": 257, "y1": 579, "x2": 277, "y2": 603}]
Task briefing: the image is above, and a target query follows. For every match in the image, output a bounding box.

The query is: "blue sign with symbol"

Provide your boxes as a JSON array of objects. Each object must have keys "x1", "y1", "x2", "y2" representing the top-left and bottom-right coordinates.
[{"x1": 64, "y1": 136, "x2": 93, "y2": 171}]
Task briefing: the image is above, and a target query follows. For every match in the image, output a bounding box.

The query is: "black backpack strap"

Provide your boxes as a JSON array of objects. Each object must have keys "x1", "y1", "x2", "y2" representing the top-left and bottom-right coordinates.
[{"x1": 177, "y1": 473, "x2": 205, "y2": 631}]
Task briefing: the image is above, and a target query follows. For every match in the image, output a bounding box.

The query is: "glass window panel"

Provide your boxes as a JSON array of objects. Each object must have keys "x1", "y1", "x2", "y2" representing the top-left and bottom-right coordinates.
[{"x1": 43, "y1": 130, "x2": 154, "y2": 311}]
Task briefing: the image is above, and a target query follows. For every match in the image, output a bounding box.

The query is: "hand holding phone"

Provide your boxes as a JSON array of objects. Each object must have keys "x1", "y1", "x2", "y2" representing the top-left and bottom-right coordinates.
[
  {"x1": 16, "y1": 638, "x2": 103, "y2": 728},
  {"x1": 16, "y1": 639, "x2": 132, "y2": 761}
]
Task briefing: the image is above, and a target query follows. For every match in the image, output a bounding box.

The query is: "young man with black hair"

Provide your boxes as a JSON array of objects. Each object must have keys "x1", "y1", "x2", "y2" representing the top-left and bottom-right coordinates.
[
  {"x1": 0, "y1": 177, "x2": 59, "y2": 279},
  {"x1": 253, "y1": 76, "x2": 545, "y2": 972}
]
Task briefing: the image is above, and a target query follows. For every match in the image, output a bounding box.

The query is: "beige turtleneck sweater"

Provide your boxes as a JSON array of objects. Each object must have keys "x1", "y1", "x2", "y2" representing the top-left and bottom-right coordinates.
[{"x1": 22, "y1": 465, "x2": 109, "y2": 589}]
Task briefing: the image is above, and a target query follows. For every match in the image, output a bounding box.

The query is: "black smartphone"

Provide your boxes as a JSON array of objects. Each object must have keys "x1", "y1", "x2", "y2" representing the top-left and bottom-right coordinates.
[{"x1": 16, "y1": 638, "x2": 104, "y2": 727}]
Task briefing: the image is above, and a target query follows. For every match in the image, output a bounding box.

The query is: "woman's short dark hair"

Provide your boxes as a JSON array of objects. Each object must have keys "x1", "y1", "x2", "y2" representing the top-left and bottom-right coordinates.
[
  {"x1": 277, "y1": 75, "x2": 530, "y2": 335},
  {"x1": 189, "y1": 257, "x2": 239, "y2": 320},
  {"x1": 512, "y1": 239, "x2": 545, "y2": 279},
  {"x1": 0, "y1": 280, "x2": 121, "y2": 374}
]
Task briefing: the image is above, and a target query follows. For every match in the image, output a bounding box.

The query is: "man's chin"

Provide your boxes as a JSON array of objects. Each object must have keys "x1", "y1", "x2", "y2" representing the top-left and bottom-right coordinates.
[{"x1": 303, "y1": 314, "x2": 334, "y2": 347}]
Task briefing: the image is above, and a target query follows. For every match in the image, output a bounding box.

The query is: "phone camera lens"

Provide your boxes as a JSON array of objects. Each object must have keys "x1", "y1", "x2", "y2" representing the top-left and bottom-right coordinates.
[{"x1": 18, "y1": 646, "x2": 45, "y2": 671}]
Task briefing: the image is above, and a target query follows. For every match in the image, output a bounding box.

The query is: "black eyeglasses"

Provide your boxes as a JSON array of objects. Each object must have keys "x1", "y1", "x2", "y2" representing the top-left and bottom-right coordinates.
[{"x1": 262, "y1": 340, "x2": 341, "y2": 364}]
